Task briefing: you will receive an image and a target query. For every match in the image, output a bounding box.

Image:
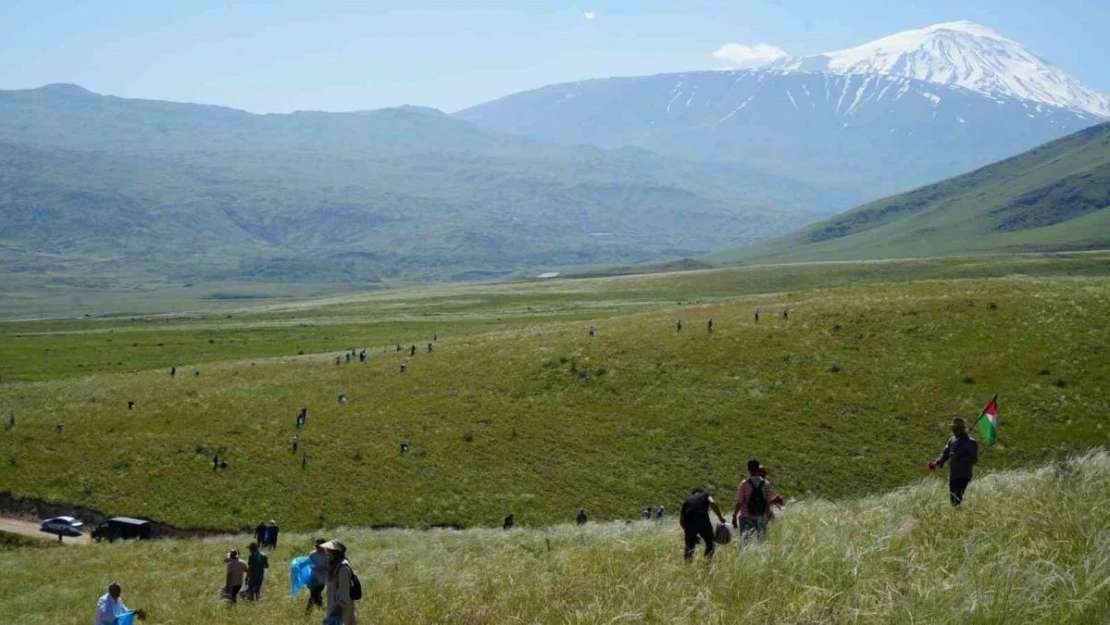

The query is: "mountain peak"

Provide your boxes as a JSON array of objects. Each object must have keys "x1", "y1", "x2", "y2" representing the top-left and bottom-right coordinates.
[{"x1": 770, "y1": 22, "x2": 1110, "y2": 118}]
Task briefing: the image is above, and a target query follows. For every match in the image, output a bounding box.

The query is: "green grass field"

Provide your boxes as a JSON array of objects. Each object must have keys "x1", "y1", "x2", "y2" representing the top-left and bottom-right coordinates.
[
  {"x1": 2, "y1": 452, "x2": 1107, "y2": 624},
  {"x1": 2, "y1": 254, "x2": 1109, "y2": 532}
]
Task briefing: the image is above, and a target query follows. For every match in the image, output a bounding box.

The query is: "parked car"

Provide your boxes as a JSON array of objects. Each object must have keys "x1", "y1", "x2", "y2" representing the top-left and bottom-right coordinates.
[
  {"x1": 40, "y1": 516, "x2": 84, "y2": 536},
  {"x1": 91, "y1": 517, "x2": 152, "y2": 542}
]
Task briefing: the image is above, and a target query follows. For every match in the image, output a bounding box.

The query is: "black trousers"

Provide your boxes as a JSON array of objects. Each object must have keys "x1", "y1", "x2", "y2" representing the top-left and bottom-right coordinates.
[
  {"x1": 950, "y1": 477, "x2": 971, "y2": 506},
  {"x1": 305, "y1": 583, "x2": 325, "y2": 612},
  {"x1": 683, "y1": 523, "x2": 716, "y2": 561},
  {"x1": 228, "y1": 584, "x2": 242, "y2": 603}
]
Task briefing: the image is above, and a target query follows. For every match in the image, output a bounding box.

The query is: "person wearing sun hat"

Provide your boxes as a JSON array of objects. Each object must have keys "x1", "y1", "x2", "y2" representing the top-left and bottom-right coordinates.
[
  {"x1": 321, "y1": 540, "x2": 357, "y2": 625},
  {"x1": 928, "y1": 416, "x2": 979, "y2": 506}
]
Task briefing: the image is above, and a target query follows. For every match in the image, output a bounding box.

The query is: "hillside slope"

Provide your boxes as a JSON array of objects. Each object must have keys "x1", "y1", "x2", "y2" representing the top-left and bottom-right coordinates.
[
  {"x1": 0, "y1": 85, "x2": 855, "y2": 286},
  {"x1": 2, "y1": 453, "x2": 1107, "y2": 624},
  {"x1": 709, "y1": 122, "x2": 1110, "y2": 264}
]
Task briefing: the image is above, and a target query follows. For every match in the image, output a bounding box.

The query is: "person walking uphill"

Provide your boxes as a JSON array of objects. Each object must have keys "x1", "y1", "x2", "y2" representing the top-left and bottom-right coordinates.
[
  {"x1": 224, "y1": 550, "x2": 248, "y2": 604},
  {"x1": 734, "y1": 459, "x2": 780, "y2": 543},
  {"x1": 929, "y1": 417, "x2": 979, "y2": 506},
  {"x1": 246, "y1": 542, "x2": 268, "y2": 601},
  {"x1": 321, "y1": 540, "x2": 358, "y2": 625},
  {"x1": 305, "y1": 538, "x2": 329, "y2": 614},
  {"x1": 679, "y1": 487, "x2": 727, "y2": 561}
]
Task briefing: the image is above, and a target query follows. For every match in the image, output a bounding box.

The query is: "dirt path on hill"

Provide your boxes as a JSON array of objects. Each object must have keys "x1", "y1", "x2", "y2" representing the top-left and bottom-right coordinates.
[{"x1": 0, "y1": 516, "x2": 91, "y2": 544}]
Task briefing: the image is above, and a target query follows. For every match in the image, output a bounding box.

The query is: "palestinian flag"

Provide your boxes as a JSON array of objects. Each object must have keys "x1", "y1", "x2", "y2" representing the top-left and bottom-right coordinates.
[{"x1": 976, "y1": 395, "x2": 998, "y2": 446}]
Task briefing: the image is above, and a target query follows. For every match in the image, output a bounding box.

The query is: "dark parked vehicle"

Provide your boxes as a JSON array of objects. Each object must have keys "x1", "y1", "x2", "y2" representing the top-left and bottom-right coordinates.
[{"x1": 91, "y1": 517, "x2": 151, "y2": 542}]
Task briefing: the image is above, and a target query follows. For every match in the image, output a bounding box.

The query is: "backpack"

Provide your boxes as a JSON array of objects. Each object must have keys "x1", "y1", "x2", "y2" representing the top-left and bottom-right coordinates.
[
  {"x1": 348, "y1": 565, "x2": 363, "y2": 601},
  {"x1": 746, "y1": 477, "x2": 768, "y2": 516}
]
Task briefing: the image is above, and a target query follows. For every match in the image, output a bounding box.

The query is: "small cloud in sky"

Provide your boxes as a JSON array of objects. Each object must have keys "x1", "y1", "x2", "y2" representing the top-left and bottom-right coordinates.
[
  {"x1": 583, "y1": 10, "x2": 596, "y2": 20},
  {"x1": 712, "y1": 42, "x2": 788, "y2": 67}
]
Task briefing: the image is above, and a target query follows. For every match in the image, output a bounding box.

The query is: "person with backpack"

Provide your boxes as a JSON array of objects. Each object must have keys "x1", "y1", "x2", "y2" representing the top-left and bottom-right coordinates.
[
  {"x1": 679, "y1": 487, "x2": 727, "y2": 561},
  {"x1": 733, "y1": 459, "x2": 780, "y2": 544},
  {"x1": 321, "y1": 540, "x2": 359, "y2": 625}
]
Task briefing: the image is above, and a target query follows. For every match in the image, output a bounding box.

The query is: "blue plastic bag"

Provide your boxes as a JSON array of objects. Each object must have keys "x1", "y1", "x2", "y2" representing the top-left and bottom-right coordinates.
[
  {"x1": 290, "y1": 556, "x2": 314, "y2": 595},
  {"x1": 117, "y1": 611, "x2": 136, "y2": 625}
]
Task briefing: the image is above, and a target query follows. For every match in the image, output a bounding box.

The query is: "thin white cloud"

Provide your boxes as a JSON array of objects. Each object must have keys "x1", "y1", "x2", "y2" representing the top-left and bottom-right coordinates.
[
  {"x1": 712, "y1": 42, "x2": 788, "y2": 67},
  {"x1": 584, "y1": 10, "x2": 596, "y2": 20}
]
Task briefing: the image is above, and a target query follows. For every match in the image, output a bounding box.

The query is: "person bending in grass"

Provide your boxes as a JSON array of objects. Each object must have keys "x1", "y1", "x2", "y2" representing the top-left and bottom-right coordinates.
[
  {"x1": 95, "y1": 582, "x2": 146, "y2": 624},
  {"x1": 680, "y1": 487, "x2": 727, "y2": 561}
]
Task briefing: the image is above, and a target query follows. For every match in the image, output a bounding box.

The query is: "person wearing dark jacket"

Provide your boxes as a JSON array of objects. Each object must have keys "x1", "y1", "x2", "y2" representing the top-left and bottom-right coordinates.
[
  {"x1": 929, "y1": 417, "x2": 980, "y2": 506},
  {"x1": 679, "y1": 488, "x2": 726, "y2": 561}
]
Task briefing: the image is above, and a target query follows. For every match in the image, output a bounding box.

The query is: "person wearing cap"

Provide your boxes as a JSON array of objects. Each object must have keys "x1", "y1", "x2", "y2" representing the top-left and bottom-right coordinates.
[
  {"x1": 321, "y1": 539, "x2": 357, "y2": 624},
  {"x1": 95, "y1": 582, "x2": 145, "y2": 624},
  {"x1": 305, "y1": 538, "x2": 329, "y2": 614},
  {"x1": 929, "y1": 417, "x2": 979, "y2": 506}
]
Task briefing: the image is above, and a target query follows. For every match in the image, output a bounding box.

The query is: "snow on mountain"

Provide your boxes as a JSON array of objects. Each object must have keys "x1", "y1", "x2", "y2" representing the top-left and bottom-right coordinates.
[{"x1": 769, "y1": 21, "x2": 1110, "y2": 118}]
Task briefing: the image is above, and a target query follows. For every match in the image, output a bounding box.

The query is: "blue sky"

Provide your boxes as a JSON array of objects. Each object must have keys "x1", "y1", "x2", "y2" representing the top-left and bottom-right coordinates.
[{"x1": 0, "y1": 0, "x2": 1106, "y2": 113}]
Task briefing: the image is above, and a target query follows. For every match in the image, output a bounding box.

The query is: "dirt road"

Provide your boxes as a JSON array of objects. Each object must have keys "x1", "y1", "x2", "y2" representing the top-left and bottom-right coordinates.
[{"x1": 0, "y1": 516, "x2": 91, "y2": 544}]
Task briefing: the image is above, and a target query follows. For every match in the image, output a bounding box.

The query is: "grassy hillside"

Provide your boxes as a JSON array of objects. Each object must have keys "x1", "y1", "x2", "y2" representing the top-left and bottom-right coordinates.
[
  {"x1": 2, "y1": 453, "x2": 1107, "y2": 624},
  {"x1": 708, "y1": 122, "x2": 1110, "y2": 265},
  {"x1": 2, "y1": 257, "x2": 1108, "y2": 531},
  {"x1": 0, "y1": 85, "x2": 859, "y2": 288}
]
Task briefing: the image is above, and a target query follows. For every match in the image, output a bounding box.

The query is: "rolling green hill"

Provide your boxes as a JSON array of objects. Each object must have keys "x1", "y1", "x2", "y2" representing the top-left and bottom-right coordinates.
[
  {"x1": 0, "y1": 85, "x2": 860, "y2": 288},
  {"x1": 2, "y1": 258, "x2": 1108, "y2": 531},
  {"x1": 707, "y1": 122, "x2": 1110, "y2": 264}
]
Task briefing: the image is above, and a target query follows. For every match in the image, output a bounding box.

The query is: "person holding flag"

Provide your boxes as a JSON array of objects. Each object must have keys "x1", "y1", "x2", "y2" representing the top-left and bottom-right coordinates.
[{"x1": 928, "y1": 396, "x2": 996, "y2": 506}]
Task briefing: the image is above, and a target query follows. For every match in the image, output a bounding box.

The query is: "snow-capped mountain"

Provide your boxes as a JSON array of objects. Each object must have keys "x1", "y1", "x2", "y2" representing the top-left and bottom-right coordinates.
[
  {"x1": 769, "y1": 21, "x2": 1110, "y2": 118},
  {"x1": 457, "y1": 70, "x2": 1102, "y2": 198}
]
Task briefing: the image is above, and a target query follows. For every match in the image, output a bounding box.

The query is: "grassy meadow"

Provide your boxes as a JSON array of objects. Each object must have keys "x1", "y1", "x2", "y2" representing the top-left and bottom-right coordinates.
[
  {"x1": 2, "y1": 254, "x2": 1109, "y2": 532},
  {"x1": 1, "y1": 452, "x2": 1107, "y2": 624}
]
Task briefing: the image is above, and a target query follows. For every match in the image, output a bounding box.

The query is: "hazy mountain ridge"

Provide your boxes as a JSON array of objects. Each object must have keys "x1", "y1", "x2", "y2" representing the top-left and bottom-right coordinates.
[{"x1": 0, "y1": 84, "x2": 857, "y2": 287}]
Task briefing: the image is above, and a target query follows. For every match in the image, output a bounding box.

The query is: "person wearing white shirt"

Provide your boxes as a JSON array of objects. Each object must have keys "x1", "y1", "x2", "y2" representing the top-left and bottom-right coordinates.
[{"x1": 94, "y1": 582, "x2": 144, "y2": 624}]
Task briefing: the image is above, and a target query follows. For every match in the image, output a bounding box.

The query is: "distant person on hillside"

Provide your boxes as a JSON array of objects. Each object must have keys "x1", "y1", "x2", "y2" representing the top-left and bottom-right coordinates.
[
  {"x1": 576, "y1": 509, "x2": 588, "y2": 525},
  {"x1": 427, "y1": 343, "x2": 434, "y2": 353},
  {"x1": 434, "y1": 332, "x2": 438, "y2": 342},
  {"x1": 246, "y1": 542, "x2": 268, "y2": 601},
  {"x1": 733, "y1": 459, "x2": 780, "y2": 544},
  {"x1": 213, "y1": 454, "x2": 219, "y2": 470},
  {"x1": 929, "y1": 417, "x2": 979, "y2": 506},
  {"x1": 400, "y1": 363, "x2": 407, "y2": 374},
  {"x1": 95, "y1": 582, "x2": 145, "y2": 625},
  {"x1": 291, "y1": 435, "x2": 300, "y2": 452},
  {"x1": 171, "y1": 366, "x2": 176, "y2": 378},
  {"x1": 410, "y1": 345, "x2": 417, "y2": 357},
  {"x1": 782, "y1": 308, "x2": 789, "y2": 320},
  {"x1": 305, "y1": 538, "x2": 329, "y2": 614},
  {"x1": 588, "y1": 326, "x2": 596, "y2": 337},
  {"x1": 254, "y1": 522, "x2": 267, "y2": 545},
  {"x1": 127, "y1": 401, "x2": 135, "y2": 411},
  {"x1": 345, "y1": 353, "x2": 351, "y2": 364},
  {"x1": 55, "y1": 422, "x2": 64, "y2": 433},
  {"x1": 676, "y1": 320, "x2": 683, "y2": 332},
  {"x1": 302, "y1": 451, "x2": 310, "y2": 469},
  {"x1": 224, "y1": 550, "x2": 248, "y2": 604},
  {"x1": 322, "y1": 540, "x2": 357, "y2": 625},
  {"x1": 263, "y1": 520, "x2": 279, "y2": 549},
  {"x1": 680, "y1": 487, "x2": 727, "y2": 561},
  {"x1": 754, "y1": 307, "x2": 760, "y2": 323},
  {"x1": 656, "y1": 505, "x2": 665, "y2": 520},
  {"x1": 7, "y1": 412, "x2": 13, "y2": 427},
  {"x1": 335, "y1": 356, "x2": 341, "y2": 366},
  {"x1": 641, "y1": 507, "x2": 652, "y2": 521},
  {"x1": 396, "y1": 344, "x2": 402, "y2": 352},
  {"x1": 503, "y1": 514, "x2": 514, "y2": 530},
  {"x1": 707, "y1": 318, "x2": 714, "y2": 333},
  {"x1": 195, "y1": 371, "x2": 200, "y2": 377}
]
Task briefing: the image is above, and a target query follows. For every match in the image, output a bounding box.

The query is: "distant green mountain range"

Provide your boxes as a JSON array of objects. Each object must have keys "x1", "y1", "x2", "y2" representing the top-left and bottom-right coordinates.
[
  {"x1": 0, "y1": 84, "x2": 859, "y2": 287},
  {"x1": 707, "y1": 122, "x2": 1110, "y2": 264}
]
